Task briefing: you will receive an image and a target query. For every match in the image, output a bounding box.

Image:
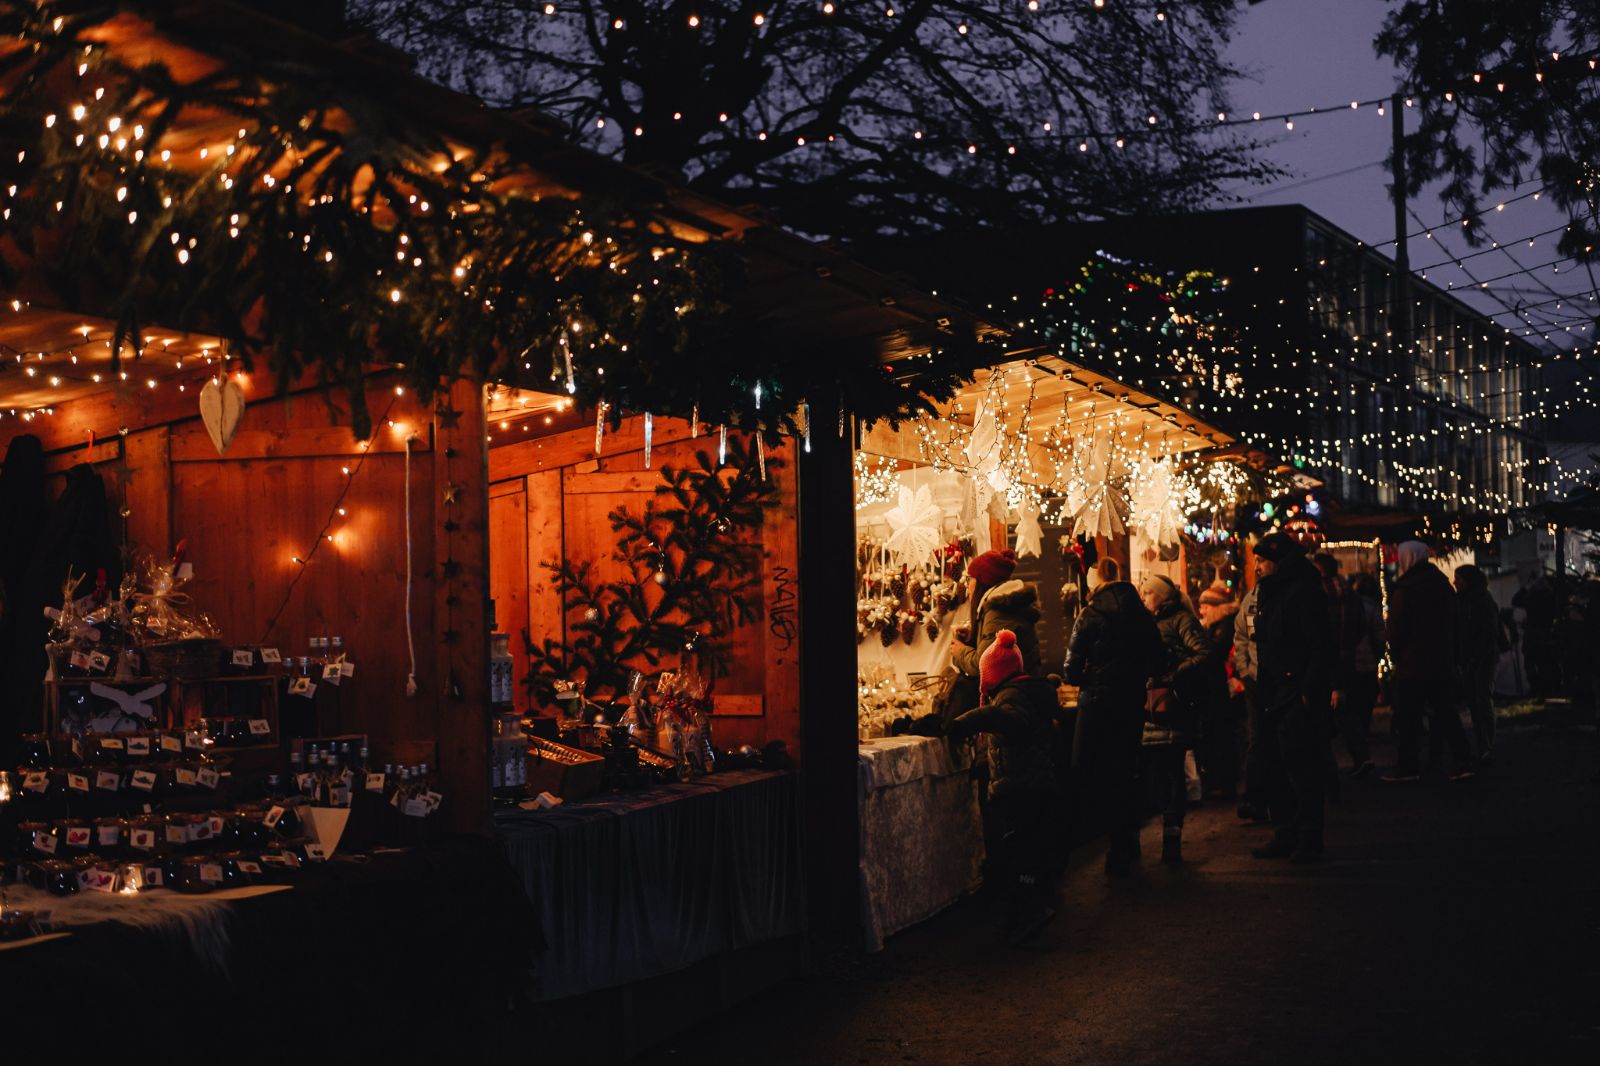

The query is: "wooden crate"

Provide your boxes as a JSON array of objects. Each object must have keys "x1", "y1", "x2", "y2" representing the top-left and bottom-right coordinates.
[{"x1": 525, "y1": 737, "x2": 604, "y2": 801}]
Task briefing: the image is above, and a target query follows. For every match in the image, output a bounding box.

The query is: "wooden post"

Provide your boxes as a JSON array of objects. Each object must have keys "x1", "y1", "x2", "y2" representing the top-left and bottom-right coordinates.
[
  {"x1": 433, "y1": 377, "x2": 492, "y2": 834},
  {"x1": 797, "y1": 400, "x2": 861, "y2": 940}
]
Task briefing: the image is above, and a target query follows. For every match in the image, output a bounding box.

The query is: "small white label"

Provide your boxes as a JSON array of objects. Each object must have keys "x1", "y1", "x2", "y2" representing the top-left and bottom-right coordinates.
[
  {"x1": 365, "y1": 772, "x2": 386, "y2": 792},
  {"x1": 248, "y1": 719, "x2": 271, "y2": 736},
  {"x1": 80, "y1": 868, "x2": 117, "y2": 893},
  {"x1": 174, "y1": 767, "x2": 198, "y2": 786},
  {"x1": 423, "y1": 790, "x2": 443, "y2": 812},
  {"x1": 165, "y1": 824, "x2": 188, "y2": 845},
  {"x1": 64, "y1": 826, "x2": 91, "y2": 848},
  {"x1": 403, "y1": 797, "x2": 429, "y2": 817},
  {"x1": 97, "y1": 825, "x2": 122, "y2": 847},
  {"x1": 142, "y1": 865, "x2": 164, "y2": 885},
  {"x1": 87, "y1": 650, "x2": 111, "y2": 671},
  {"x1": 288, "y1": 677, "x2": 314, "y2": 697},
  {"x1": 175, "y1": 562, "x2": 194, "y2": 581},
  {"x1": 260, "y1": 647, "x2": 282, "y2": 664},
  {"x1": 126, "y1": 736, "x2": 150, "y2": 756},
  {"x1": 130, "y1": 769, "x2": 156, "y2": 792},
  {"x1": 207, "y1": 815, "x2": 226, "y2": 837},
  {"x1": 99, "y1": 736, "x2": 124, "y2": 751},
  {"x1": 321, "y1": 664, "x2": 342, "y2": 686},
  {"x1": 95, "y1": 771, "x2": 120, "y2": 792},
  {"x1": 263, "y1": 806, "x2": 285, "y2": 828},
  {"x1": 340, "y1": 660, "x2": 355, "y2": 678},
  {"x1": 237, "y1": 861, "x2": 262, "y2": 874},
  {"x1": 196, "y1": 767, "x2": 219, "y2": 789},
  {"x1": 70, "y1": 649, "x2": 92, "y2": 670},
  {"x1": 130, "y1": 829, "x2": 156, "y2": 851},
  {"x1": 22, "y1": 771, "x2": 48, "y2": 793},
  {"x1": 191, "y1": 820, "x2": 212, "y2": 842},
  {"x1": 67, "y1": 772, "x2": 89, "y2": 792},
  {"x1": 160, "y1": 735, "x2": 183, "y2": 753},
  {"x1": 232, "y1": 649, "x2": 255, "y2": 667},
  {"x1": 304, "y1": 844, "x2": 327, "y2": 862},
  {"x1": 184, "y1": 731, "x2": 204, "y2": 750},
  {"x1": 34, "y1": 832, "x2": 58, "y2": 854},
  {"x1": 199, "y1": 863, "x2": 224, "y2": 884}
]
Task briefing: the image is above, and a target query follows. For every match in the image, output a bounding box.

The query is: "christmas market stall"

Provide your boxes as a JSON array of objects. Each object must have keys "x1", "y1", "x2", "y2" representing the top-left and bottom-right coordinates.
[{"x1": 851, "y1": 354, "x2": 1235, "y2": 948}]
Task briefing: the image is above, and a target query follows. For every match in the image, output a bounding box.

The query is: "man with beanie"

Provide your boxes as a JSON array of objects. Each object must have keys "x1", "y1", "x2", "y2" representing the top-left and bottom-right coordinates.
[
  {"x1": 1064, "y1": 557, "x2": 1165, "y2": 875},
  {"x1": 947, "y1": 629, "x2": 1061, "y2": 944},
  {"x1": 1385, "y1": 541, "x2": 1476, "y2": 782},
  {"x1": 952, "y1": 547, "x2": 1042, "y2": 680},
  {"x1": 1250, "y1": 533, "x2": 1332, "y2": 863}
]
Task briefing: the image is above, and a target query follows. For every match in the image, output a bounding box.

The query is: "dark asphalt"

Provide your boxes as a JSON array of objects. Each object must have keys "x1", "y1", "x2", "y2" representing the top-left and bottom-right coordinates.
[{"x1": 642, "y1": 707, "x2": 1600, "y2": 1066}]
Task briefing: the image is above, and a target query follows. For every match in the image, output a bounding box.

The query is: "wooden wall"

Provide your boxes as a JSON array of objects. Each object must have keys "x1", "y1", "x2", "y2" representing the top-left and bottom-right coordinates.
[
  {"x1": 0, "y1": 372, "x2": 492, "y2": 832},
  {"x1": 488, "y1": 414, "x2": 803, "y2": 757}
]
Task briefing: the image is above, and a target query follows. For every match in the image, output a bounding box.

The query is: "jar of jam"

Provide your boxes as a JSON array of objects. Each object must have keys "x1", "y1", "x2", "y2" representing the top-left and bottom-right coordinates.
[
  {"x1": 39, "y1": 859, "x2": 79, "y2": 895},
  {"x1": 127, "y1": 814, "x2": 165, "y2": 856},
  {"x1": 164, "y1": 813, "x2": 208, "y2": 852},
  {"x1": 18, "y1": 820, "x2": 58, "y2": 858},
  {"x1": 230, "y1": 806, "x2": 270, "y2": 848},
  {"x1": 172, "y1": 856, "x2": 225, "y2": 894}
]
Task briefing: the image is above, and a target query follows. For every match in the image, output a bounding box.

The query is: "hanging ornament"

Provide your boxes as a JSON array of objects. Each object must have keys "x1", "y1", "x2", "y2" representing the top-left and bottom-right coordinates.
[
  {"x1": 753, "y1": 382, "x2": 762, "y2": 410},
  {"x1": 594, "y1": 401, "x2": 608, "y2": 455},
  {"x1": 563, "y1": 333, "x2": 576, "y2": 395},
  {"x1": 198, "y1": 376, "x2": 246, "y2": 456},
  {"x1": 643, "y1": 412, "x2": 654, "y2": 469},
  {"x1": 690, "y1": 400, "x2": 699, "y2": 436},
  {"x1": 1015, "y1": 503, "x2": 1045, "y2": 559},
  {"x1": 718, "y1": 424, "x2": 728, "y2": 466},
  {"x1": 1129, "y1": 457, "x2": 1186, "y2": 550},
  {"x1": 802, "y1": 401, "x2": 812, "y2": 454},
  {"x1": 882, "y1": 485, "x2": 943, "y2": 568}
]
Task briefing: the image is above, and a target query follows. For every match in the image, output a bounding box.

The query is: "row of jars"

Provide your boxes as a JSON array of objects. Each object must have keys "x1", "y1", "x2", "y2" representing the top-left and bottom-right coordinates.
[
  {"x1": 18, "y1": 725, "x2": 270, "y2": 770},
  {"x1": 16, "y1": 803, "x2": 303, "y2": 861},
  {"x1": 12, "y1": 848, "x2": 304, "y2": 897}
]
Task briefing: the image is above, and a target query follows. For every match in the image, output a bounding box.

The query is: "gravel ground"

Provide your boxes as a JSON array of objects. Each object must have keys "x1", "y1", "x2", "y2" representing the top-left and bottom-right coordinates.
[{"x1": 641, "y1": 707, "x2": 1600, "y2": 1066}]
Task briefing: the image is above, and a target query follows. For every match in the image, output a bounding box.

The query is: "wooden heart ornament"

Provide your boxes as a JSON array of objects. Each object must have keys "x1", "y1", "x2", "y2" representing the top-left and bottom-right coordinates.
[{"x1": 198, "y1": 376, "x2": 246, "y2": 455}]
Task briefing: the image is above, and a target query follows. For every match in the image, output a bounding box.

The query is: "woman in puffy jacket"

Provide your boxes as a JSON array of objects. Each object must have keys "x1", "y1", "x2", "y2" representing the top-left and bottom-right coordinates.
[{"x1": 1137, "y1": 574, "x2": 1214, "y2": 863}]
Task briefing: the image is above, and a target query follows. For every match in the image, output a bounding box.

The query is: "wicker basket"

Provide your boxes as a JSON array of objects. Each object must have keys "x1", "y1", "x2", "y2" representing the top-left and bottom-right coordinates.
[{"x1": 141, "y1": 638, "x2": 226, "y2": 680}]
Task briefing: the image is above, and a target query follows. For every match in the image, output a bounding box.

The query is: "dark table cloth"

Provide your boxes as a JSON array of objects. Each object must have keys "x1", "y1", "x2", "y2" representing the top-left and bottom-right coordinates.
[{"x1": 495, "y1": 769, "x2": 805, "y2": 1001}]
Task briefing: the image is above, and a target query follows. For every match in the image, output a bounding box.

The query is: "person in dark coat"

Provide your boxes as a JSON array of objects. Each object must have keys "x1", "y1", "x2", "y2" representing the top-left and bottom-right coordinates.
[
  {"x1": 951, "y1": 548, "x2": 1042, "y2": 680},
  {"x1": 1196, "y1": 585, "x2": 1241, "y2": 800},
  {"x1": 1337, "y1": 572, "x2": 1384, "y2": 777},
  {"x1": 1249, "y1": 533, "x2": 1332, "y2": 863},
  {"x1": 1384, "y1": 541, "x2": 1475, "y2": 782},
  {"x1": 1138, "y1": 574, "x2": 1213, "y2": 864},
  {"x1": 1064, "y1": 558, "x2": 1164, "y2": 875},
  {"x1": 947, "y1": 629, "x2": 1061, "y2": 943},
  {"x1": 1453, "y1": 564, "x2": 1501, "y2": 764}
]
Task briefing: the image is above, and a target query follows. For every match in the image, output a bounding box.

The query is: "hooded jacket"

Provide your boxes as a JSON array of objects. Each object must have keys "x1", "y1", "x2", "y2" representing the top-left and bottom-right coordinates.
[
  {"x1": 1064, "y1": 581, "x2": 1164, "y2": 693},
  {"x1": 951, "y1": 579, "x2": 1042, "y2": 680},
  {"x1": 1254, "y1": 553, "x2": 1331, "y2": 705},
  {"x1": 1147, "y1": 599, "x2": 1214, "y2": 740},
  {"x1": 947, "y1": 674, "x2": 1060, "y2": 799},
  {"x1": 1388, "y1": 559, "x2": 1458, "y2": 684},
  {"x1": 1454, "y1": 585, "x2": 1501, "y2": 677}
]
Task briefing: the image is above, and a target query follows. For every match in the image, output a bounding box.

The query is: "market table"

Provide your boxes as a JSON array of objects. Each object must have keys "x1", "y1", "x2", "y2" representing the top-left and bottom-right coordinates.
[
  {"x1": 858, "y1": 734, "x2": 985, "y2": 951},
  {"x1": 495, "y1": 768, "x2": 805, "y2": 1001}
]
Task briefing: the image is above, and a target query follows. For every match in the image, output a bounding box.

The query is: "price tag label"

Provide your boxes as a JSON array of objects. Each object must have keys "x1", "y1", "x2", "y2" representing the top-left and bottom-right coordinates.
[
  {"x1": 295, "y1": 772, "x2": 315, "y2": 794},
  {"x1": 184, "y1": 731, "x2": 204, "y2": 750},
  {"x1": 70, "y1": 649, "x2": 92, "y2": 670},
  {"x1": 288, "y1": 677, "x2": 315, "y2": 697},
  {"x1": 237, "y1": 861, "x2": 262, "y2": 875},
  {"x1": 165, "y1": 824, "x2": 188, "y2": 845},
  {"x1": 95, "y1": 770, "x2": 121, "y2": 792},
  {"x1": 22, "y1": 771, "x2": 48, "y2": 793},
  {"x1": 196, "y1": 767, "x2": 220, "y2": 789},
  {"x1": 207, "y1": 815, "x2": 226, "y2": 837},
  {"x1": 130, "y1": 769, "x2": 157, "y2": 792},
  {"x1": 130, "y1": 829, "x2": 156, "y2": 851},
  {"x1": 87, "y1": 650, "x2": 112, "y2": 672},
  {"x1": 71, "y1": 736, "x2": 83, "y2": 760},
  {"x1": 263, "y1": 806, "x2": 285, "y2": 829},
  {"x1": 99, "y1": 736, "x2": 124, "y2": 751},
  {"x1": 304, "y1": 844, "x2": 328, "y2": 862},
  {"x1": 232, "y1": 648, "x2": 256, "y2": 667},
  {"x1": 80, "y1": 868, "x2": 117, "y2": 893},
  {"x1": 97, "y1": 825, "x2": 122, "y2": 847},
  {"x1": 339, "y1": 660, "x2": 355, "y2": 678},
  {"x1": 321, "y1": 663, "x2": 342, "y2": 684},
  {"x1": 403, "y1": 797, "x2": 429, "y2": 818},
  {"x1": 248, "y1": 719, "x2": 271, "y2": 736},
  {"x1": 364, "y1": 772, "x2": 386, "y2": 792},
  {"x1": 67, "y1": 772, "x2": 90, "y2": 793},
  {"x1": 423, "y1": 791, "x2": 443, "y2": 813},
  {"x1": 199, "y1": 863, "x2": 224, "y2": 884},
  {"x1": 160, "y1": 734, "x2": 183, "y2": 753},
  {"x1": 174, "y1": 767, "x2": 198, "y2": 787},
  {"x1": 260, "y1": 647, "x2": 282, "y2": 664},
  {"x1": 64, "y1": 826, "x2": 91, "y2": 848},
  {"x1": 142, "y1": 865, "x2": 163, "y2": 886},
  {"x1": 34, "y1": 832, "x2": 58, "y2": 855},
  {"x1": 126, "y1": 736, "x2": 150, "y2": 756}
]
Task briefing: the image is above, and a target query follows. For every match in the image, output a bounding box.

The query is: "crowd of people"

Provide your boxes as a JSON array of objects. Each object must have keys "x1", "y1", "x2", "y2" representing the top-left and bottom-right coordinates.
[{"x1": 938, "y1": 533, "x2": 1503, "y2": 945}]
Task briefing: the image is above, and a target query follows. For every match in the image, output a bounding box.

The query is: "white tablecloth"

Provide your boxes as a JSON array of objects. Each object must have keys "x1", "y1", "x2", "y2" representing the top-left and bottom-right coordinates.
[{"x1": 858, "y1": 734, "x2": 985, "y2": 951}]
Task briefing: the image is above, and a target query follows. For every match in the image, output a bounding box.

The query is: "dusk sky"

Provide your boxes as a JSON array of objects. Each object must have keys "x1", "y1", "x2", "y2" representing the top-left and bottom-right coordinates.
[{"x1": 1222, "y1": 0, "x2": 1592, "y2": 359}]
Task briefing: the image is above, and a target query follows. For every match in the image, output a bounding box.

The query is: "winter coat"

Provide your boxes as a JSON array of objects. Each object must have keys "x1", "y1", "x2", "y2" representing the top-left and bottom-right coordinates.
[
  {"x1": 1345, "y1": 592, "x2": 1385, "y2": 677},
  {"x1": 1146, "y1": 600, "x2": 1214, "y2": 743},
  {"x1": 1454, "y1": 586, "x2": 1501, "y2": 678},
  {"x1": 1387, "y1": 560, "x2": 1457, "y2": 684},
  {"x1": 951, "y1": 579, "x2": 1042, "y2": 680},
  {"x1": 1064, "y1": 581, "x2": 1164, "y2": 695},
  {"x1": 1232, "y1": 585, "x2": 1260, "y2": 682},
  {"x1": 1254, "y1": 554, "x2": 1331, "y2": 706},
  {"x1": 947, "y1": 675, "x2": 1060, "y2": 799}
]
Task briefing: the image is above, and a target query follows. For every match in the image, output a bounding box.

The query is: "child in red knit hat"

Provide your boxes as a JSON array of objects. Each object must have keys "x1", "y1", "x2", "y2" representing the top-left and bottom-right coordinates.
[{"x1": 947, "y1": 629, "x2": 1061, "y2": 944}]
